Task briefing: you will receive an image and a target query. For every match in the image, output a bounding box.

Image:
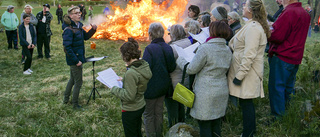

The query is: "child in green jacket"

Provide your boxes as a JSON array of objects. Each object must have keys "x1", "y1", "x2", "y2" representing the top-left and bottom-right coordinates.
[{"x1": 110, "y1": 38, "x2": 152, "y2": 137}]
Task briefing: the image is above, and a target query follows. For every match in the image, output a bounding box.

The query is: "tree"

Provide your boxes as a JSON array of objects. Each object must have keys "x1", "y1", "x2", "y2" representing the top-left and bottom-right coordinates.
[{"x1": 15, "y1": 0, "x2": 25, "y2": 7}]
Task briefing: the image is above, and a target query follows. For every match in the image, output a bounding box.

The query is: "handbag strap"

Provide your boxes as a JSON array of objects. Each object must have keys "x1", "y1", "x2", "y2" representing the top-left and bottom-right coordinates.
[{"x1": 181, "y1": 62, "x2": 190, "y2": 84}]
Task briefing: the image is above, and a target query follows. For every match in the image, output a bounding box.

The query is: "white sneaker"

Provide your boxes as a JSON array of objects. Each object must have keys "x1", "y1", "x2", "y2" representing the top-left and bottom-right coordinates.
[
  {"x1": 27, "y1": 69, "x2": 33, "y2": 73},
  {"x1": 23, "y1": 70, "x2": 31, "y2": 75}
]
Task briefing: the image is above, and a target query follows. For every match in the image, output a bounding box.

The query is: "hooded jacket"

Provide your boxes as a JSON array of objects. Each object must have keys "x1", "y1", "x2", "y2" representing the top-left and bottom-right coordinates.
[
  {"x1": 1, "y1": 11, "x2": 19, "y2": 31},
  {"x1": 111, "y1": 60, "x2": 152, "y2": 111},
  {"x1": 62, "y1": 15, "x2": 96, "y2": 66}
]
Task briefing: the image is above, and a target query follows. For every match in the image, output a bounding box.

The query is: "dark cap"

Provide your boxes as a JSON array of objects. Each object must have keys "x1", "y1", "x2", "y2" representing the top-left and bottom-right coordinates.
[{"x1": 43, "y1": 4, "x2": 50, "y2": 9}]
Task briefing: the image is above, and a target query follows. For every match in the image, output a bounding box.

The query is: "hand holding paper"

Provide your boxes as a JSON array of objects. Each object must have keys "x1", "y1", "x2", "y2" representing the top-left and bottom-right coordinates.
[{"x1": 96, "y1": 68, "x2": 123, "y2": 88}]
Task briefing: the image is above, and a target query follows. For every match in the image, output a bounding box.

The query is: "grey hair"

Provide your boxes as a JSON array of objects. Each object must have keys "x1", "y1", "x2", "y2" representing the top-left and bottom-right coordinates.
[
  {"x1": 228, "y1": 11, "x2": 241, "y2": 21},
  {"x1": 170, "y1": 24, "x2": 186, "y2": 42},
  {"x1": 201, "y1": 14, "x2": 211, "y2": 27},
  {"x1": 184, "y1": 20, "x2": 201, "y2": 35},
  {"x1": 148, "y1": 22, "x2": 164, "y2": 40}
]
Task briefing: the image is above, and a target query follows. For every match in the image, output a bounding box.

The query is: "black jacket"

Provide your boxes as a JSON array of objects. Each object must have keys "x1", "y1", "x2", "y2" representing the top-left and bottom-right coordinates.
[
  {"x1": 36, "y1": 11, "x2": 53, "y2": 36},
  {"x1": 62, "y1": 16, "x2": 96, "y2": 65},
  {"x1": 267, "y1": 5, "x2": 283, "y2": 22},
  {"x1": 142, "y1": 38, "x2": 176, "y2": 99},
  {"x1": 56, "y1": 8, "x2": 63, "y2": 17},
  {"x1": 19, "y1": 23, "x2": 37, "y2": 47}
]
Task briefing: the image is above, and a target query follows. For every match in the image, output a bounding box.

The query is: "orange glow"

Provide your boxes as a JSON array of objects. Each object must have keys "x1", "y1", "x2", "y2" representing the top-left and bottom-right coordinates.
[{"x1": 92, "y1": 0, "x2": 188, "y2": 41}]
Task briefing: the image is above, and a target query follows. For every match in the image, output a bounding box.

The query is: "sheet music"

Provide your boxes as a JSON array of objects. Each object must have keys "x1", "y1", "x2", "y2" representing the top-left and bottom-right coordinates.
[
  {"x1": 188, "y1": 31, "x2": 209, "y2": 44},
  {"x1": 87, "y1": 56, "x2": 108, "y2": 62},
  {"x1": 96, "y1": 68, "x2": 123, "y2": 88},
  {"x1": 201, "y1": 27, "x2": 209, "y2": 36},
  {"x1": 174, "y1": 42, "x2": 200, "y2": 62}
]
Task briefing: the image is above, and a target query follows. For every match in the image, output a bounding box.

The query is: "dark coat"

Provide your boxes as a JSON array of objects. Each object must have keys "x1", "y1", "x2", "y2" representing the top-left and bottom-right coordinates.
[
  {"x1": 19, "y1": 23, "x2": 37, "y2": 47},
  {"x1": 36, "y1": 11, "x2": 53, "y2": 36},
  {"x1": 62, "y1": 16, "x2": 96, "y2": 66},
  {"x1": 142, "y1": 38, "x2": 176, "y2": 99},
  {"x1": 267, "y1": 5, "x2": 283, "y2": 22},
  {"x1": 56, "y1": 8, "x2": 63, "y2": 17},
  {"x1": 230, "y1": 21, "x2": 241, "y2": 35}
]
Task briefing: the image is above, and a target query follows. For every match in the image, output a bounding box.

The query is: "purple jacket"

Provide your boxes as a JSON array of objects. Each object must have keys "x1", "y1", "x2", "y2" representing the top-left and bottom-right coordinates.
[{"x1": 268, "y1": 2, "x2": 310, "y2": 64}]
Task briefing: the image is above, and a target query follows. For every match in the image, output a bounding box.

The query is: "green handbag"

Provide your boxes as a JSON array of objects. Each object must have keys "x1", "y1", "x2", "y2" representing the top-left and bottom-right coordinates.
[{"x1": 173, "y1": 63, "x2": 195, "y2": 108}]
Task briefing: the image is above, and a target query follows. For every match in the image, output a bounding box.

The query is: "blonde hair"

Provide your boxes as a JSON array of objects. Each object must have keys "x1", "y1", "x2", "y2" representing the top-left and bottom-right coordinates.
[{"x1": 248, "y1": 0, "x2": 270, "y2": 38}]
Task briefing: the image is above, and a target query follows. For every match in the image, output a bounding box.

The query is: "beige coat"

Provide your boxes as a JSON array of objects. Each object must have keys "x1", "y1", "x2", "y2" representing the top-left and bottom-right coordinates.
[{"x1": 228, "y1": 19, "x2": 267, "y2": 99}]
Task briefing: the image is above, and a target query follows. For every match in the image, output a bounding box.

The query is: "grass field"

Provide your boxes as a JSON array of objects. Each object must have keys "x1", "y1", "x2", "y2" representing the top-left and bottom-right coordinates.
[{"x1": 1, "y1": 0, "x2": 320, "y2": 136}]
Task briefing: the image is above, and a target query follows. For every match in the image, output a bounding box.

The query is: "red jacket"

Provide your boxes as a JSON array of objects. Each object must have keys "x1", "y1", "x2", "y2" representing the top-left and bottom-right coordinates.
[{"x1": 268, "y1": 2, "x2": 310, "y2": 64}]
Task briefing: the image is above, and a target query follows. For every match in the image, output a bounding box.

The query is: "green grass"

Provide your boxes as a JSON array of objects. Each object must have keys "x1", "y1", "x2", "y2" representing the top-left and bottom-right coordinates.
[{"x1": 1, "y1": 0, "x2": 320, "y2": 136}]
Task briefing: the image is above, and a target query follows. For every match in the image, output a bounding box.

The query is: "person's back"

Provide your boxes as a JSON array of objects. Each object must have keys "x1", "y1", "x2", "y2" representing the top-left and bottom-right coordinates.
[{"x1": 269, "y1": 2, "x2": 310, "y2": 64}]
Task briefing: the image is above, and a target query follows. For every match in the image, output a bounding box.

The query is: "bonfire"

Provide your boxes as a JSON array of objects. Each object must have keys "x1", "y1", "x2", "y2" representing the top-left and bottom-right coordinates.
[{"x1": 92, "y1": 0, "x2": 188, "y2": 41}]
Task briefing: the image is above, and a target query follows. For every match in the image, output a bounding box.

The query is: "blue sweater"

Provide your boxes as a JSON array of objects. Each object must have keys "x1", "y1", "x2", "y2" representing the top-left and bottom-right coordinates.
[{"x1": 142, "y1": 38, "x2": 176, "y2": 99}]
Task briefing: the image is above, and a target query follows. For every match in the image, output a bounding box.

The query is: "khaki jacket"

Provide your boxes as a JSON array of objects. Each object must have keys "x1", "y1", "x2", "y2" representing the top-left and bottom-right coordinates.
[{"x1": 228, "y1": 19, "x2": 267, "y2": 99}]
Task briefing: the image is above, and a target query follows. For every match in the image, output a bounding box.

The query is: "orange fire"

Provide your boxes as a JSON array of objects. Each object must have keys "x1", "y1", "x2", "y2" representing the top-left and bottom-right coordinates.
[{"x1": 92, "y1": 0, "x2": 188, "y2": 41}]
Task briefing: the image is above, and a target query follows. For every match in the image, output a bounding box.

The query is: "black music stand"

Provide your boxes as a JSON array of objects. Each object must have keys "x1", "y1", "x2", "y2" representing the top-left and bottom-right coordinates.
[{"x1": 86, "y1": 56, "x2": 107, "y2": 104}]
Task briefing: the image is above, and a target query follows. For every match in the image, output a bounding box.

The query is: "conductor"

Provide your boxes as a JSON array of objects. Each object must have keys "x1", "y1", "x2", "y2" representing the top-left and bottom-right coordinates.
[{"x1": 62, "y1": 6, "x2": 97, "y2": 109}]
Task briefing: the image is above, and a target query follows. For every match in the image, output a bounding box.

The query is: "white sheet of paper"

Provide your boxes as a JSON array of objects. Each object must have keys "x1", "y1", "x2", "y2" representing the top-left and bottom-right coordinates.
[
  {"x1": 97, "y1": 76, "x2": 110, "y2": 88},
  {"x1": 188, "y1": 31, "x2": 209, "y2": 44},
  {"x1": 174, "y1": 42, "x2": 200, "y2": 62},
  {"x1": 87, "y1": 56, "x2": 108, "y2": 62},
  {"x1": 201, "y1": 27, "x2": 209, "y2": 36},
  {"x1": 97, "y1": 68, "x2": 123, "y2": 88}
]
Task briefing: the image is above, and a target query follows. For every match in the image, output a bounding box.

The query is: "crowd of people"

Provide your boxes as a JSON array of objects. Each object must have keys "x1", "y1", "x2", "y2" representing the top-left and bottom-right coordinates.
[
  {"x1": 109, "y1": 0, "x2": 311, "y2": 137},
  {"x1": 0, "y1": 0, "x2": 314, "y2": 136}
]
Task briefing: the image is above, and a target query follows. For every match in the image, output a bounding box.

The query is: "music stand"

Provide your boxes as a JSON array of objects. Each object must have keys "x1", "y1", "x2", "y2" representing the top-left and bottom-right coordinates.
[{"x1": 86, "y1": 56, "x2": 108, "y2": 104}]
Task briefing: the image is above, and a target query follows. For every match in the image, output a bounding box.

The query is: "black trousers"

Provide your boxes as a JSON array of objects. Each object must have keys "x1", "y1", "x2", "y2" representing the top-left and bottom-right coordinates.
[
  {"x1": 57, "y1": 16, "x2": 63, "y2": 24},
  {"x1": 37, "y1": 34, "x2": 51, "y2": 58},
  {"x1": 122, "y1": 107, "x2": 145, "y2": 137},
  {"x1": 197, "y1": 118, "x2": 222, "y2": 137},
  {"x1": 165, "y1": 97, "x2": 185, "y2": 127},
  {"x1": 5, "y1": 30, "x2": 18, "y2": 49},
  {"x1": 239, "y1": 98, "x2": 256, "y2": 137},
  {"x1": 22, "y1": 46, "x2": 34, "y2": 71}
]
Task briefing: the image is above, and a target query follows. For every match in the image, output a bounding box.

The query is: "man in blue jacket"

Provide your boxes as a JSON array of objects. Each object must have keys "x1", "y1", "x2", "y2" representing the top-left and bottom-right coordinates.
[
  {"x1": 62, "y1": 6, "x2": 97, "y2": 109},
  {"x1": 1, "y1": 5, "x2": 19, "y2": 49}
]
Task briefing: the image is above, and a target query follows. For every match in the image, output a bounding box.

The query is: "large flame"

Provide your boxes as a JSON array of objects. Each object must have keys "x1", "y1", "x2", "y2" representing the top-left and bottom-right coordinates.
[{"x1": 92, "y1": 0, "x2": 188, "y2": 41}]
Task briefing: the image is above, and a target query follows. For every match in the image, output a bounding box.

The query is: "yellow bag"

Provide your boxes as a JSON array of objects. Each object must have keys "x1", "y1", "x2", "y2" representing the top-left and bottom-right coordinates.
[
  {"x1": 172, "y1": 63, "x2": 195, "y2": 108},
  {"x1": 173, "y1": 83, "x2": 195, "y2": 108}
]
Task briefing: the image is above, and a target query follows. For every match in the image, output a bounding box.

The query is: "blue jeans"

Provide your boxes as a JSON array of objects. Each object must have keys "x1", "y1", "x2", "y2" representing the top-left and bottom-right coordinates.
[{"x1": 268, "y1": 56, "x2": 299, "y2": 117}]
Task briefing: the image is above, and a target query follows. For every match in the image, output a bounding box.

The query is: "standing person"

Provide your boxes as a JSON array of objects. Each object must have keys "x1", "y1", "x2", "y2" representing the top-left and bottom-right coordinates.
[
  {"x1": 227, "y1": 0, "x2": 269, "y2": 136},
  {"x1": 56, "y1": 4, "x2": 63, "y2": 24},
  {"x1": 88, "y1": 6, "x2": 93, "y2": 22},
  {"x1": 188, "y1": 5, "x2": 200, "y2": 21},
  {"x1": 103, "y1": 5, "x2": 110, "y2": 17},
  {"x1": 166, "y1": 24, "x2": 192, "y2": 128},
  {"x1": 268, "y1": 0, "x2": 310, "y2": 118},
  {"x1": 62, "y1": 6, "x2": 97, "y2": 109},
  {"x1": 82, "y1": 5, "x2": 87, "y2": 21},
  {"x1": 210, "y1": 6, "x2": 233, "y2": 42},
  {"x1": 177, "y1": 21, "x2": 232, "y2": 137},
  {"x1": 110, "y1": 38, "x2": 152, "y2": 137},
  {"x1": 36, "y1": 4, "x2": 53, "y2": 59},
  {"x1": 142, "y1": 22, "x2": 176, "y2": 137},
  {"x1": 19, "y1": 14, "x2": 36, "y2": 75},
  {"x1": 1, "y1": 5, "x2": 19, "y2": 50},
  {"x1": 305, "y1": 5, "x2": 314, "y2": 37},
  {"x1": 20, "y1": 4, "x2": 38, "y2": 64},
  {"x1": 228, "y1": 11, "x2": 242, "y2": 35},
  {"x1": 267, "y1": 0, "x2": 283, "y2": 22}
]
